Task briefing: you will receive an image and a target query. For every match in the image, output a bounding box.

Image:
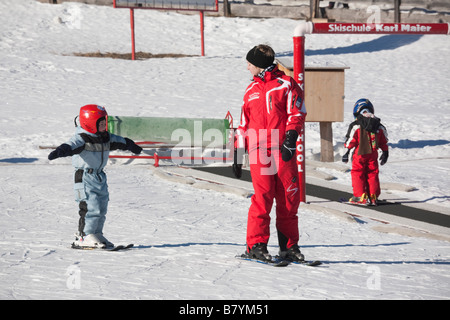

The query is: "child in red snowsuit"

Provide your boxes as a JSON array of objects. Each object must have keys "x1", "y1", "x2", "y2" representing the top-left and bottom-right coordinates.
[
  {"x1": 233, "y1": 44, "x2": 307, "y2": 262},
  {"x1": 343, "y1": 99, "x2": 389, "y2": 205}
]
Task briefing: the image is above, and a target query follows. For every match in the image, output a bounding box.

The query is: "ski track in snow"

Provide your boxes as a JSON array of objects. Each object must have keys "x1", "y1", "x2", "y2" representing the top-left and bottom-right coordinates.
[
  {"x1": 0, "y1": 0, "x2": 449, "y2": 300},
  {"x1": 0, "y1": 164, "x2": 449, "y2": 300}
]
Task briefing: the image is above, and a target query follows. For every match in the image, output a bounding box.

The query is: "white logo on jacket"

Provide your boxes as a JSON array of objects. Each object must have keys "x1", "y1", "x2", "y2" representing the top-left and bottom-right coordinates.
[{"x1": 248, "y1": 93, "x2": 260, "y2": 101}]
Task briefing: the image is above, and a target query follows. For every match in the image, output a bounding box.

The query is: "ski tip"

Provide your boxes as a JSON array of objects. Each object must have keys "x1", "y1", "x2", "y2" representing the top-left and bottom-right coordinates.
[
  {"x1": 273, "y1": 260, "x2": 290, "y2": 267},
  {"x1": 278, "y1": 256, "x2": 322, "y2": 266}
]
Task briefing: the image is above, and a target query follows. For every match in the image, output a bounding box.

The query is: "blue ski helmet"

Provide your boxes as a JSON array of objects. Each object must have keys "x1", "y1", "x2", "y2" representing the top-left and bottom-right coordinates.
[{"x1": 353, "y1": 99, "x2": 374, "y2": 118}]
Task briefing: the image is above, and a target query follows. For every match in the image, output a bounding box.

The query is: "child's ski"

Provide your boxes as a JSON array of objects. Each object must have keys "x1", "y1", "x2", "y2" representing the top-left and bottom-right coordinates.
[
  {"x1": 71, "y1": 243, "x2": 134, "y2": 251},
  {"x1": 339, "y1": 197, "x2": 369, "y2": 206},
  {"x1": 339, "y1": 197, "x2": 390, "y2": 206},
  {"x1": 104, "y1": 244, "x2": 134, "y2": 251}
]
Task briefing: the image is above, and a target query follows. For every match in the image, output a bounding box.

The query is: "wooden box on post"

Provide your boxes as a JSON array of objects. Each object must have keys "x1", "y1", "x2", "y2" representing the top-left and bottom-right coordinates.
[{"x1": 277, "y1": 57, "x2": 348, "y2": 162}]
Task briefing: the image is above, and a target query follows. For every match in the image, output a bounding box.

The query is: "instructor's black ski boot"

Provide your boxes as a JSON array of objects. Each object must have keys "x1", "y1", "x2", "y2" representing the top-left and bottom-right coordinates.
[
  {"x1": 247, "y1": 243, "x2": 272, "y2": 262},
  {"x1": 279, "y1": 244, "x2": 305, "y2": 262}
]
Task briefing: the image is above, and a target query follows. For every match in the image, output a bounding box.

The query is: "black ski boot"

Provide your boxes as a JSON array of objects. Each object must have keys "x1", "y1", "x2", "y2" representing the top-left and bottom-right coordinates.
[
  {"x1": 279, "y1": 244, "x2": 305, "y2": 262},
  {"x1": 247, "y1": 243, "x2": 272, "y2": 262}
]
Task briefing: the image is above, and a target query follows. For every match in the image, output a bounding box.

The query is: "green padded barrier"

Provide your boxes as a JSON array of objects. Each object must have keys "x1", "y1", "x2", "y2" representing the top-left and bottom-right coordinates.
[{"x1": 108, "y1": 116, "x2": 231, "y2": 147}]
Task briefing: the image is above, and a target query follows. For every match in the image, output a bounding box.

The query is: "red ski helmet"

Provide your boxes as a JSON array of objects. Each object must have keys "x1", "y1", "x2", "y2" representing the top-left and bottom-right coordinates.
[{"x1": 79, "y1": 104, "x2": 108, "y2": 134}]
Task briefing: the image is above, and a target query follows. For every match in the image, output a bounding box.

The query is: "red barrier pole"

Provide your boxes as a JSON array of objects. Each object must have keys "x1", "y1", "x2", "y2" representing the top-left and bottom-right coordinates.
[
  {"x1": 293, "y1": 22, "x2": 313, "y2": 203},
  {"x1": 154, "y1": 153, "x2": 159, "y2": 167},
  {"x1": 200, "y1": 11, "x2": 205, "y2": 56},
  {"x1": 130, "y1": 8, "x2": 136, "y2": 60},
  {"x1": 293, "y1": 30, "x2": 307, "y2": 203}
]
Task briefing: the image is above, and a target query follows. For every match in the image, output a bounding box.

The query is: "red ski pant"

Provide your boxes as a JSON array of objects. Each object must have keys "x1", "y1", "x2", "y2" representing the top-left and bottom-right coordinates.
[
  {"x1": 351, "y1": 153, "x2": 381, "y2": 198},
  {"x1": 247, "y1": 149, "x2": 300, "y2": 252}
]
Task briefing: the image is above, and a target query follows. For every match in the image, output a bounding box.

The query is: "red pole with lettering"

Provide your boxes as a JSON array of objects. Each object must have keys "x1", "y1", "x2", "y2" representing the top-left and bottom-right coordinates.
[{"x1": 293, "y1": 24, "x2": 312, "y2": 203}]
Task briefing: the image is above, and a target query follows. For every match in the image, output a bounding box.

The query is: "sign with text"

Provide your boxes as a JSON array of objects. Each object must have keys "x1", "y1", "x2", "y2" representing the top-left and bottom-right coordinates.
[
  {"x1": 313, "y1": 23, "x2": 449, "y2": 35},
  {"x1": 114, "y1": 0, "x2": 218, "y2": 12}
]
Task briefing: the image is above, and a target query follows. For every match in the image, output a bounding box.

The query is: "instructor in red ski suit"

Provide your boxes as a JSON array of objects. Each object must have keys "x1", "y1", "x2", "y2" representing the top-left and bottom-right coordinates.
[{"x1": 233, "y1": 44, "x2": 307, "y2": 262}]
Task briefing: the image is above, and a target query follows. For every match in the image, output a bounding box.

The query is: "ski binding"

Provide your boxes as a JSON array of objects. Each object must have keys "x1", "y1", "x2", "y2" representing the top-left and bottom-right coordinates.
[{"x1": 235, "y1": 254, "x2": 290, "y2": 267}]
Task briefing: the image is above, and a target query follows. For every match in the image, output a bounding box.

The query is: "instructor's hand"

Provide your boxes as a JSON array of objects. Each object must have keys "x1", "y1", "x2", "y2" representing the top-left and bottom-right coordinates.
[{"x1": 281, "y1": 130, "x2": 298, "y2": 162}]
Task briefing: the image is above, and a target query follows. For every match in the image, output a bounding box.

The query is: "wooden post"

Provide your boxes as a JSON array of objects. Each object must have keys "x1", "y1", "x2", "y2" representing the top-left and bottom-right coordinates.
[
  {"x1": 310, "y1": 0, "x2": 320, "y2": 20},
  {"x1": 223, "y1": 0, "x2": 230, "y2": 17},
  {"x1": 394, "y1": 0, "x2": 401, "y2": 23},
  {"x1": 320, "y1": 122, "x2": 334, "y2": 162}
]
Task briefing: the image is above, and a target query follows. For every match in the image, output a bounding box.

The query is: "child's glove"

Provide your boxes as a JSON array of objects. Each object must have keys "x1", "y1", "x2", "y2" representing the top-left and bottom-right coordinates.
[
  {"x1": 380, "y1": 150, "x2": 389, "y2": 165},
  {"x1": 342, "y1": 149, "x2": 350, "y2": 163},
  {"x1": 125, "y1": 138, "x2": 142, "y2": 154},
  {"x1": 281, "y1": 130, "x2": 298, "y2": 162},
  {"x1": 48, "y1": 144, "x2": 72, "y2": 160}
]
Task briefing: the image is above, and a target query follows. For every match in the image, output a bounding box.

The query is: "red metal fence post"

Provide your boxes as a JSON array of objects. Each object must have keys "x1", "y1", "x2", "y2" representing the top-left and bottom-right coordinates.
[
  {"x1": 200, "y1": 11, "x2": 205, "y2": 56},
  {"x1": 130, "y1": 8, "x2": 135, "y2": 60},
  {"x1": 114, "y1": 1, "x2": 220, "y2": 58}
]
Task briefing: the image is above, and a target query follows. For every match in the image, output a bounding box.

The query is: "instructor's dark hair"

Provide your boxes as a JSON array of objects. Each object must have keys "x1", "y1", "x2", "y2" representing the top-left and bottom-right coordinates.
[{"x1": 246, "y1": 44, "x2": 275, "y2": 69}]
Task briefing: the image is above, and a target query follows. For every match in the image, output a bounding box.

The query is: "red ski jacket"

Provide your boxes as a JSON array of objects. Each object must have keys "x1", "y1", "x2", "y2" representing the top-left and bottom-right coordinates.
[{"x1": 236, "y1": 66, "x2": 306, "y2": 152}]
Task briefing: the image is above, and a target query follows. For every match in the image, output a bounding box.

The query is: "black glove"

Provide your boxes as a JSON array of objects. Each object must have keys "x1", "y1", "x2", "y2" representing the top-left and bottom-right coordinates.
[
  {"x1": 232, "y1": 148, "x2": 244, "y2": 179},
  {"x1": 281, "y1": 130, "x2": 298, "y2": 162},
  {"x1": 342, "y1": 149, "x2": 350, "y2": 163},
  {"x1": 48, "y1": 143, "x2": 72, "y2": 160},
  {"x1": 380, "y1": 150, "x2": 389, "y2": 165},
  {"x1": 125, "y1": 138, "x2": 142, "y2": 154}
]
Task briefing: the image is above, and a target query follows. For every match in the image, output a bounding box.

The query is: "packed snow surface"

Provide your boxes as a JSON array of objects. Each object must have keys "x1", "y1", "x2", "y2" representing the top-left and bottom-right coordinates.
[{"x1": 0, "y1": 0, "x2": 449, "y2": 300}]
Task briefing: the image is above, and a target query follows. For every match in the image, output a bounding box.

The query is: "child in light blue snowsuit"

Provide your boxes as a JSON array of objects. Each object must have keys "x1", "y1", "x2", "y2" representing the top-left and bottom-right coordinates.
[{"x1": 48, "y1": 105, "x2": 142, "y2": 249}]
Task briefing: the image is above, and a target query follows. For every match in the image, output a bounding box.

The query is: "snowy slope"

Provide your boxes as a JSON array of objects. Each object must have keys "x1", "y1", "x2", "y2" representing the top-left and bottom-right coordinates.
[{"x1": 0, "y1": 0, "x2": 449, "y2": 300}]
